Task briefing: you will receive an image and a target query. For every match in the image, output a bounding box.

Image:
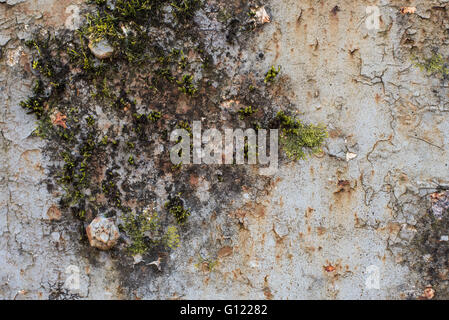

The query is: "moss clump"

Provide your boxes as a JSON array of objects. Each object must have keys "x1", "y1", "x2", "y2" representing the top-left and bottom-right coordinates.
[
  {"x1": 238, "y1": 106, "x2": 257, "y2": 120},
  {"x1": 194, "y1": 255, "x2": 218, "y2": 272},
  {"x1": 170, "y1": 0, "x2": 202, "y2": 22},
  {"x1": 177, "y1": 74, "x2": 198, "y2": 96},
  {"x1": 122, "y1": 209, "x2": 181, "y2": 254},
  {"x1": 276, "y1": 111, "x2": 328, "y2": 160},
  {"x1": 264, "y1": 65, "x2": 281, "y2": 83},
  {"x1": 86, "y1": 115, "x2": 96, "y2": 126},
  {"x1": 413, "y1": 53, "x2": 449, "y2": 77},
  {"x1": 176, "y1": 120, "x2": 192, "y2": 134},
  {"x1": 165, "y1": 195, "x2": 191, "y2": 225},
  {"x1": 148, "y1": 111, "x2": 162, "y2": 122},
  {"x1": 26, "y1": 39, "x2": 55, "y2": 78},
  {"x1": 20, "y1": 96, "x2": 46, "y2": 119},
  {"x1": 84, "y1": 11, "x2": 121, "y2": 43},
  {"x1": 128, "y1": 155, "x2": 135, "y2": 165}
]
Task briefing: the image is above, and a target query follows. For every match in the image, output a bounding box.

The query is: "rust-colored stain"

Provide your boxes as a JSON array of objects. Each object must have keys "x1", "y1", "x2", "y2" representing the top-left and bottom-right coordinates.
[
  {"x1": 316, "y1": 226, "x2": 326, "y2": 236},
  {"x1": 305, "y1": 207, "x2": 314, "y2": 219},
  {"x1": 20, "y1": 149, "x2": 44, "y2": 174},
  {"x1": 420, "y1": 286, "x2": 435, "y2": 300},
  {"x1": 375, "y1": 93, "x2": 382, "y2": 104},
  {"x1": 328, "y1": 128, "x2": 343, "y2": 139},
  {"x1": 218, "y1": 246, "x2": 233, "y2": 258},
  {"x1": 272, "y1": 28, "x2": 281, "y2": 62},
  {"x1": 46, "y1": 205, "x2": 62, "y2": 221},
  {"x1": 335, "y1": 180, "x2": 352, "y2": 193},
  {"x1": 189, "y1": 174, "x2": 199, "y2": 187},
  {"x1": 176, "y1": 96, "x2": 190, "y2": 114},
  {"x1": 230, "y1": 202, "x2": 267, "y2": 221},
  {"x1": 324, "y1": 264, "x2": 336, "y2": 272},
  {"x1": 263, "y1": 287, "x2": 273, "y2": 300},
  {"x1": 263, "y1": 275, "x2": 273, "y2": 300}
]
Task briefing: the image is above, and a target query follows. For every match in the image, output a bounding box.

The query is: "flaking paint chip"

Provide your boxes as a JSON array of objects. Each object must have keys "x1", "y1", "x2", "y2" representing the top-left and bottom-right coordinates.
[
  {"x1": 147, "y1": 257, "x2": 162, "y2": 271},
  {"x1": 346, "y1": 152, "x2": 357, "y2": 162},
  {"x1": 255, "y1": 7, "x2": 271, "y2": 24}
]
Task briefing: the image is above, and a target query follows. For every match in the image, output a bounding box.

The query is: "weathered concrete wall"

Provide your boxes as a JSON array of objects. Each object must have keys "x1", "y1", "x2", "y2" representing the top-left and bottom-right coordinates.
[{"x1": 1, "y1": 0, "x2": 449, "y2": 300}]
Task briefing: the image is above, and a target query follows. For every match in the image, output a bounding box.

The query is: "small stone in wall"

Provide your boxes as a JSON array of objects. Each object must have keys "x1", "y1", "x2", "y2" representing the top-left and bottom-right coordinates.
[
  {"x1": 86, "y1": 217, "x2": 120, "y2": 250},
  {"x1": 0, "y1": 34, "x2": 11, "y2": 47},
  {"x1": 88, "y1": 39, "x2": 114, "y2": 59}
]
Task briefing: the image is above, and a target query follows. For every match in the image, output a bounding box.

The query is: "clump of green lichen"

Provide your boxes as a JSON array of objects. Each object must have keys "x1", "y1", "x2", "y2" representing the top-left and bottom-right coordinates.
[
  {"x1": 164, "y1": 225, "x2": 180, "y2": 249},
  {"x1": 121, "y1": 209, "x2": 181, "y2": 254},
  {"x1": 264, "y1": 65, "x2": 281, "y2": 83},
  {"x1": 121, "y1": 209, "x2": 160, "y2": 255},
  {"x1": 165, "y1": 195, "x2": 191, "y2": 225},
  {"x1": 194, "y1": 254, "x2": 218, "y2": 272},
  {"x1": 413, "y1": 53, "x2": 449, "y2": 77},
  {"x1": 276, "y1": 111, "x2": 328, "y2": 160}
]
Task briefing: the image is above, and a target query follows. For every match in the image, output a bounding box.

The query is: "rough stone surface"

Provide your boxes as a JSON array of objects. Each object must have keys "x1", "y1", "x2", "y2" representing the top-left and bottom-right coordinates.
[
  {"x1": 2, "y1": 0, "x2": 449, "y2": 300},
  {"x1": 0, "y1": 34, "x2": 10, "y2": 46}
]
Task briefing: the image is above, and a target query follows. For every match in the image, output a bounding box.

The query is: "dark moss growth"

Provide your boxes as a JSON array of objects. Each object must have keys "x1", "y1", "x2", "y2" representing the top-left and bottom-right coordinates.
[
  {"x1": 176, "y1": 120, "x2": 192, "y2": 135},
  {"x1": 20, "y1": 96, "x2": 46, "y2": 119},
  {"x1": 238, "y1": 106, "x2": 257, "y2": 120},
  {"x1": 86, "y1": 115, "x2": 96, "y2": 126},
  {"x1": 148, "y1": 111, "x2": 162, "y2": 122},
  {"x1": 170, "y1": 0, "x2": 202, "y2": 22},
  {"x1": 177, "y1": 74, "x2": 198, "y2": 96},
  {"x1": 128, "y1": 155, "x2": 135, "y2": 165},
  {"x1": 165, "y1": 195, "x2": 191, "y2": 225}
]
